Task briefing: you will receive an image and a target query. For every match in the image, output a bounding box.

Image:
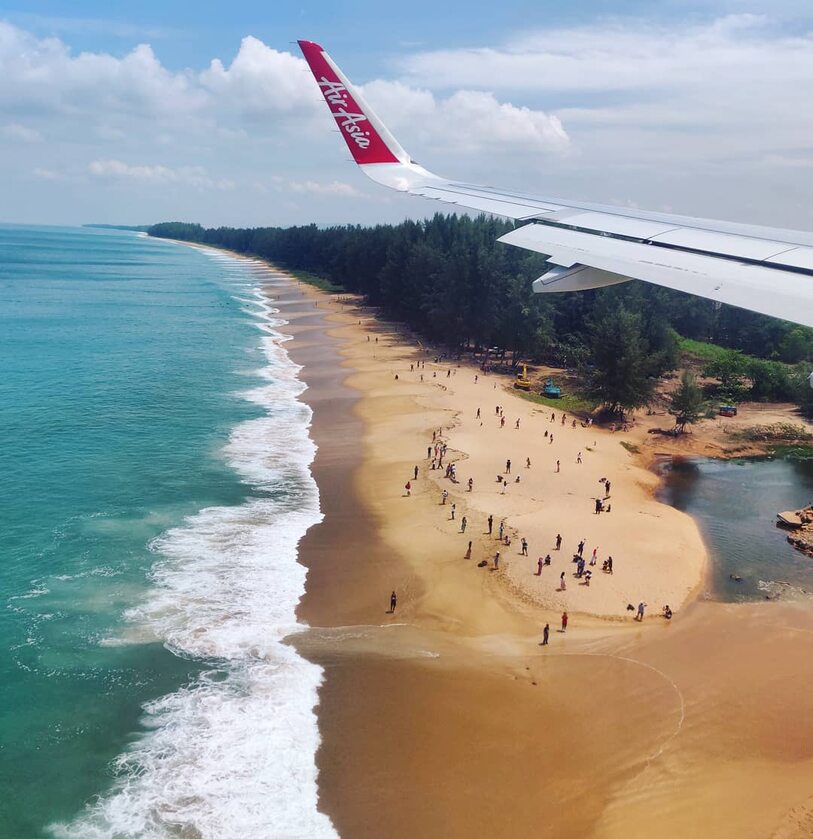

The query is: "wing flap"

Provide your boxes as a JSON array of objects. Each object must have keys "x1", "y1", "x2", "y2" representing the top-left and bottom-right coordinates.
[{"x1": 499, "y1": 224, "x2": 813, "y2": 325}]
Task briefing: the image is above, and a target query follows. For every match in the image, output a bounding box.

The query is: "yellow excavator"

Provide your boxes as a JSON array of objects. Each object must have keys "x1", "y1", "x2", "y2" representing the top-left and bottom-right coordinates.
[{"x1": 514, "y1": 364, "x2": 532, "y2": 391}]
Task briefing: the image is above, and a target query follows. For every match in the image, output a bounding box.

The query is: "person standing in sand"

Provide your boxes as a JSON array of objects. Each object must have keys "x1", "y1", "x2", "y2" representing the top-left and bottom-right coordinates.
[
  {"x1": 465, "y1": 540, "x2": 472, "y2": 559},
  {"x1": 541, "y1": 624, "x2": 550, "y2": 646},
  {"x1": 442, "y1": 489, "x2": 448, "y2": 505},
  {"x1": 404, "y1": 481, "x2": 411, "y2": 496},
  {"x1": 460, "y1": 516, "x2": 467, "y2": 533},
  {"x1": 556, "y1": 533, "x2": 562, "y2": 551},
  {"x1": 389, "y1": 591, "x2": 397, "y2": 613},
  {"x1": 493, "y1": 551, "x2": 500, "y2": 569},
  {"x1": 636, "y1": 602, "x2": 647, "y2": 621},
  {"x1": 488, "y1": 514, "x2": 493, "y2": 535},
  {"x1": 450, "y1": 503, "x2": 456, "y2": 521},
  {"x1": 521, "y1": 538, "x2": 528, "y2": 556},
  {"x1": 561, "y1": 611, "x2": 568, "y2": 631},
  {"x1": 536, "y1": 557, "x2": 543, "y2": 575},
  {"x1": 505, "y1": 458, "x2": 511, "y2": 474},
  {"x1": 559, "y1": 571, "x2": 566, "y2": 591}
]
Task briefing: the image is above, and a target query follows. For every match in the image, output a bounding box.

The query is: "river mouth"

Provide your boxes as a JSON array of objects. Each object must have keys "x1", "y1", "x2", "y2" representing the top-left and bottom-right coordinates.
[{"x1": 658, "y1": 455, "x2": 813, "y2": 602}]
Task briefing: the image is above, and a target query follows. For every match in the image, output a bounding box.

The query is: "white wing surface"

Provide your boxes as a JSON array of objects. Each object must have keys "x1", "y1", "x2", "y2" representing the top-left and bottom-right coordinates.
[{"x1": 298, "y1": 40, "x2": 813, "y2": 328}]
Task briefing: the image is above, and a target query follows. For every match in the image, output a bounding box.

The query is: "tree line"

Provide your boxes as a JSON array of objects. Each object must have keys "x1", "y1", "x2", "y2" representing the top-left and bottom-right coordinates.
[{"x1": 148, "y1": 216, "x2": 813, "y2": 416}]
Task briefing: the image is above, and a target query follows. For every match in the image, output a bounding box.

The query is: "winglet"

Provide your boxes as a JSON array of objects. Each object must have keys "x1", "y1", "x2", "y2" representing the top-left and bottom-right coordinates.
[{"x1": 298, "y1": 40, "x2": 407, "y2": 166}]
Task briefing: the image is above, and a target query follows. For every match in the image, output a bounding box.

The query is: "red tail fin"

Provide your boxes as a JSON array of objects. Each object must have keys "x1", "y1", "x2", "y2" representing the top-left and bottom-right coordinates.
[{"x1": 298, "y1": 40, "x2": 400, "y2": 166}]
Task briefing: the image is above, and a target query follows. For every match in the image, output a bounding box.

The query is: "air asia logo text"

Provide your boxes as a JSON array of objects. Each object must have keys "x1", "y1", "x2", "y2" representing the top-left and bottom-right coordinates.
[{"x1": 318, "y1": 77, "x2": 371, "y2": 150}]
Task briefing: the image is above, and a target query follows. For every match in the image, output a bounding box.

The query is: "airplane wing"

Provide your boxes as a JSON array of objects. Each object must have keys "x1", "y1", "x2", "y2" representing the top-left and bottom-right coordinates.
[{"x1": 298, "y1": 39, "x2": 813, "y2": 328}]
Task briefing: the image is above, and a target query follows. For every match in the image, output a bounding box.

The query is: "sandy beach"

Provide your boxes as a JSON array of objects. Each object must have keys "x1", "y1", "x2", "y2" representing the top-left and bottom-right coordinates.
[{"x1": 193, "y1": 250, "x2": 813, "y2": 838}]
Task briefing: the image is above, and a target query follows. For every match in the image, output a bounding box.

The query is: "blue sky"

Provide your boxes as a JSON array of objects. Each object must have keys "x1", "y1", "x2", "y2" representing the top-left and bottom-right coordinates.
[{"x1": 2, "y1": 1, "x2": 813, "y2": 228}]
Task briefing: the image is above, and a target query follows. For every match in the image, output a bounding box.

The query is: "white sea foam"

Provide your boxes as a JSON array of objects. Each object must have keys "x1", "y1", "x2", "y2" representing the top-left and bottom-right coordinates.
[{"x1": 52, "y1": 266, "x2": 338, "y2": 837}]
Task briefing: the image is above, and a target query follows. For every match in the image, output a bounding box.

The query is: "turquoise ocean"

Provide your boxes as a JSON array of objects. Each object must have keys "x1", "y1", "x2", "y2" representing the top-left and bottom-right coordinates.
[{"x1": 0, "y1": 226, "x2": 337, "y2": 838}]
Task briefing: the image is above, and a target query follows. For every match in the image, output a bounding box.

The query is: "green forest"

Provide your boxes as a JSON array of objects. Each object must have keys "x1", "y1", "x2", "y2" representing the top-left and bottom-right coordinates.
[{"x1": 148, "y1": 216, "x2": 813, "y2": 417}]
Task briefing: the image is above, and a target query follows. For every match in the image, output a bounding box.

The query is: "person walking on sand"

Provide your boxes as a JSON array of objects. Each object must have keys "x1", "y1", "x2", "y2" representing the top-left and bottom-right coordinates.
[
  {"x1": 559, "y1": 571, "x2": 566, "y2": 591},
  {"x1": 499, "y1": 520, "x2": 504, "y2": 541},
  {"x1": 577, "y1": 539, "x2": 585, "y2": 557},
  {"x1": 442, "y1": 489, "x2": 448, "y2": 505},
  {"x1": 465, "y1": 540, "x2": 472, "y2": 559},
  {"x1": 404, "y1": 481, "x2": 411, "y2": 496},
  {"x1": 515, "y1": 418, "x2": 520, "y2": 429},
  {"x1": 460, "y1": 516, "x2": 467, "y2": 533},
  {"x1": 451, "y1": 503, "x2": 456, "y2": 521},
  {"x1": 636, "y1": 601, "x2": 647, "y2": 621},
  {"x1": 500, "y1": 416, "x2": 506, "y2": 428},
  {"x1": 590, "y1": 547, "x2": 598, "y2": 566},
  {"x1": 556, "y1": 533, "x2": 562, "y2": 551},
  {"x1": 476, "y1": 407, "x2": 481, "y2": 419},
  {"x1": 577, "y1": 451, "x2": 582, "y2": 464},
  {"x1": 467, "y1": 477, "x2": 473, "y2": 492},
  {"x1": 549, "y1": 434, "x2": 554, "y2": 445},
  {"x1": 521, "y1": 537, "x2": 528, "y2": 556},
  {"x1": 488, "y1": 514, "x2": 493, "y2": 535},
  {"x1": 413, "y1": 465, "x2": 418, "y2": 480},
  {"x1": 541, "y1": 623, "x2": 550, "y2": 645},
  {"x1": 389, "y1": 591, "x2": 397, "y2": 613},
  {"x1": 561, "y1": 611, "x2": 568, "y2": 631},
  {"x1": 506, "y1": 459, "x2": 511, "y2": 474},
  {"x1": 556, "y1": 459, "x2": 560, "y2": 473},
  {"x1": 526, "y1": 457, "x2": 531, "y2": 468}
]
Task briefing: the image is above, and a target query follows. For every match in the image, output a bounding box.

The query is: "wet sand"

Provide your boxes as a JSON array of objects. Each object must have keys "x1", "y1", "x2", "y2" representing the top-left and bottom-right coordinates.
[{"x1": 246, "y1": 260, "x2": 813, "y2": 837}]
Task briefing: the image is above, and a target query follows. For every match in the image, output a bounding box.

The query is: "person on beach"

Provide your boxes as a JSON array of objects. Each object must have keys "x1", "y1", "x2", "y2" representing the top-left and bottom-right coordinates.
[
  {"x1": 584, "y1": 570, "x2": 592, "y2": 586},
  {"x1": 413, "y1": 465, "x2": 418, "y2": 480},
  {"x1": 515, "y1": 418, "x2": 520, "y2": 429},
  {"x1": 536, "y1": 557, "x2": 543, "y2": 575},
  {"x1": 500, "y1": 416, "x2": 506, "y2": 428},
  {"x1": 605, "y1": 480, "x2": 611, "y2": 497},
  {"x1": 427, "y1": 446, "x2": 432, "y2": 459},
  {"x1": 551, "y1": 412, "x2": 555, "y2": 422},
  {"x1": 476, "y1": 407, "x2": 481, "y2": 419},
  {"x1": 499, "y1": 520, "x2": 504, "y2": 541},
  {"x1": 577, "y1": 540, "x2": 585, "y2": 557},
  {"x1": 521, "y1": 538, "x2": 528, "y2": 556},
  {"x1": 460, "y1": 516, "x2": 467, "y2": 533},
  {"x1": 559, "y1": 571, "x2": 566, "y2": 591},
  {"x1": 501, "y1": 480, "x2": 507, "y2": 494},
  {"x1": 595, "y1": 498, "x2": 603, "y2": 514},
  {"x1": 556, "y1": 460, "x2": 560, "y2": 473},
  {"x1": 389, "y1": 591, "x2": 397, "y2": 613},
  {"x1": 636, "y1": 601, "x2": 647, "y2": 621},
  {"x1": 405, "y1": 481, "x2": 411, "y2": 496},
  {"x1": 526, "y1": 457, "x2": 531, "y2": 468},
  {"x1": 465, "y1": 540, "x2": 472, "y2": 559},
  {"x1": 561, "y1": 611, "x2": 568, "y2": 631},
  {"x1": 607, "y1": 556, "x2": 613, "y2": 574},
  {"x1": 467, "y1": 477, "x2": 473, "y2": 492},
  {"x1": 442, "y1": 489, "x2": 448, "y2": 505},
  {"x1": 590, "y1": 547, "x2": 598, "y2": 566},
  {"x1": 475, "y1": 375, "x2": 479, "y2": 384},
  {"x1": 451, "y1": 503, "x2": 456, "y2": 520},
  {"x1": 663, "y1": 605, "x2": 673, "y2": 620},
  {"x1": 506, "y1": 459, "x2": 511, "y2": 474},
  {"x1": 544, "y1": 554, "x2": 551, "y2": 566},
  {"x1": 549, "y1": 434, "x2": 554, "y2": 445},
  {"x1": 577, "y1": 451, "x2": 582, "y2": 464},
  {"x1": 541, "y1": 623, "x2": 550, "y2": 645},
  {"x1": 493, "y1": 551, "x2": 500, "y2": 569},
  {"x1": 562, "y1": 414, "x2": 566, "y2": 425},
  {"x1": 556, "y1": 533, "x2": 562, "y2": 551},
  {"x1": 488, "y1": 514, "x2": 493, "y2": 535}
]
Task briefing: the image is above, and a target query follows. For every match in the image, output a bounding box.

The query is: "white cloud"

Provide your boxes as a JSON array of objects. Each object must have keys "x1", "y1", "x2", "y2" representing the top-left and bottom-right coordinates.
[
  {"x1": 288, "y1": 179, "x2": 362, "y2": 197},
  {"x1": 362, "y1": 80, "x2": 568, "y2": 154},
  {"x1": 2, "y1": 122, "x2": 41, "y2": 141},
  {"x1": 88, "y1": 159, "x2": 235, "y2": 190}
]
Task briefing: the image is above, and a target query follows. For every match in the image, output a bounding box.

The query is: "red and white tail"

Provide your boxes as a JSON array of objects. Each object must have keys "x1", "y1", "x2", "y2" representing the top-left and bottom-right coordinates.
[{"x1": 298, "y1": 40, "x2": 410, "y2": 167}]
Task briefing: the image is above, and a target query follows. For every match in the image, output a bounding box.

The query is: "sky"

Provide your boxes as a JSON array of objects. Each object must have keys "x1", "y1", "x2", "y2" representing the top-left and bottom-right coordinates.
[{"x1": 2, "y1": 0, "x2": 813, "y2": 229}]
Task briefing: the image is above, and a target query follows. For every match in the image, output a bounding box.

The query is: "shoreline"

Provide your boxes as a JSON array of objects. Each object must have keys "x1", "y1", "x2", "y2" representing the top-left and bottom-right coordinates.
[{"x1": 164, "y1": 239, "x2": 813, "y2": 838}]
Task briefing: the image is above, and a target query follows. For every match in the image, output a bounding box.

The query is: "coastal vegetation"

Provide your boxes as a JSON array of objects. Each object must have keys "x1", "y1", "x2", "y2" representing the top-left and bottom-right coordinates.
[{"x1": 149, "y1": 217, "x2": 813, "y2": 417}]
